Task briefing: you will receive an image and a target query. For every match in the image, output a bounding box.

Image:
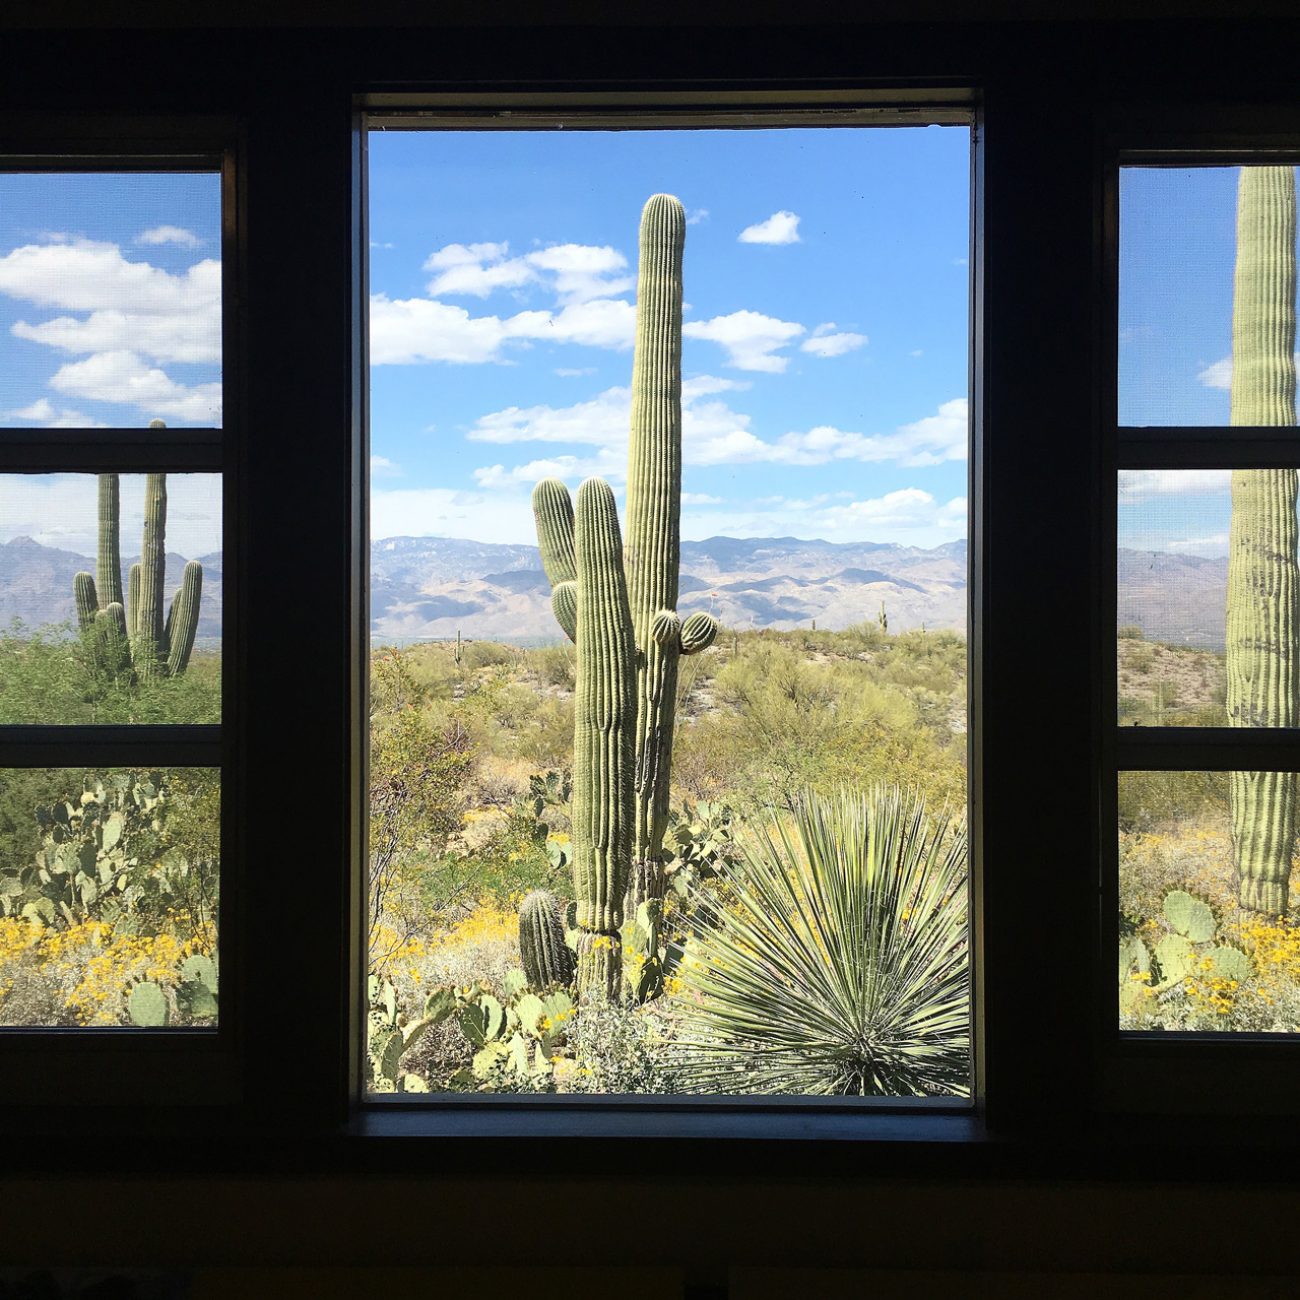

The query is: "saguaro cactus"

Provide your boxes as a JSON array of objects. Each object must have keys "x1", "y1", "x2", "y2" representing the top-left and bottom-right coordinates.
[
  {"x1": 1226, "y1": 166, "x2": 1299, "y2": 913},
  {"x1": 532, "y1": 195, "x2": 719, "y2": 999},
  {"x1": 571, "y1": 478, "x2": 636, "y2": 999},
  {"x1": 71, "y1": 426, "x2": 204, "y2": 682},
  {"x1": 519, "y1": 889, "x2": 576, "y2": 989}
]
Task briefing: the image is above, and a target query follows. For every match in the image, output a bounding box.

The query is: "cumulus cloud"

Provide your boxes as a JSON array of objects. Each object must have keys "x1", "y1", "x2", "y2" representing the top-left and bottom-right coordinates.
[
  {"x1": 370, "y1": 294, "x2": 635, "y2": 365},
  {"x1": 686, "y1": 209, "x2": 709, "y2": 226},
  {"x1": 1165, "y1": 533, "x2": 1230, "y2": 557},
  {"x1": 683, "y1": 310, "x2": 805, "y2": 372},
  {"x1": 4, "y1": 397, "x2": 108, "y2": 428},
  {"x1": 421, "y1": 240, "x2": 632, "y2": 305},
  {"x1": 0, "y1": 238, "x2": 221, "y2": 365},
  {"x1": 1118, "y1": 470, "x2": 1231, "y2": 501},
  {"x1": 137, "y1": 225, "x2": 202, "y2": 249},
  {"x1": 49, "y1": 350, "x2": 222, "y2": 424},
  {"x1": 370, "y1": 455, "x2": 402, "y2": 478},
  {"x1": 738, "y1": 211, "x2": 801, "y2": 245},
  {"x1": 800, "y1": 323, "x2": 868, "y2": 358}
]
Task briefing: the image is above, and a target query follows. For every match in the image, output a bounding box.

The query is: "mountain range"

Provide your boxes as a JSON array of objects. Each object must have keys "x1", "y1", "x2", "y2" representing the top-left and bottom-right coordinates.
[{"x1": 0, "y1": 534, "x2": 1236, "y2": 649}]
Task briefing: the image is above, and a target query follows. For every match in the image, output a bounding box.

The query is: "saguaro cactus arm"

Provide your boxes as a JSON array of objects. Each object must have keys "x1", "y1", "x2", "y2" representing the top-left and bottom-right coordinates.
[
  {"x1": 1226, "y1": 165, "x2": 1299, "y2": 914},
  {"x1": 166, "y1": 560, "x2": 203, "y2": 677},
  {"x1": 96, "y1": 474, "x2": 123, "y2": 610},
  {"x1": 73, "y1": 572, "x2": 98, "y2": 633},
  {"x1": 571, "y1": 477, "x2": 636, "y2": 998},
  {"x1": 533, "y1": 478, "x2": 579, "y2": 643}
]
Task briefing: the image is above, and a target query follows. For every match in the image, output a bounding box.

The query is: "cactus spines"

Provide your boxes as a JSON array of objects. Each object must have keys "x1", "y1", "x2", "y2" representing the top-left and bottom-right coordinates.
[
  {"x1": 679, "y1": 611, "x2": 719, "y2": 656},
  {"x1": 73, "y1": 571, "x2": 97, "y2": 632},
  {"x1": 571, "y1": 477, "x2": 635, "y2": 995},
  {"x1": 166, "y1": 560, "x2": 202, "y2": 677},
  {"x1": 551, "y1": 580, "x2": 578, "y2": 643},
  {"x1": 97, "y1": 474, "x2": 123, "y2": 609},
  {"x1": 1227, "y1": 166, "x2": 1299, "y2": 914},
  {"x1": 519, "y1": 889, "x2": 576, "y2": 989}
]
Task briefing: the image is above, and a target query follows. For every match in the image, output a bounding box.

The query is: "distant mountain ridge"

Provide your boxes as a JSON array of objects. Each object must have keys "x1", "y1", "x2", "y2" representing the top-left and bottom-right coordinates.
[
  {"x1": 370, "y1": 533, "x2": 970, "y2": 643},
  {"x1": 4, "y1": 534, "x2": 1226, "y2": 649}
]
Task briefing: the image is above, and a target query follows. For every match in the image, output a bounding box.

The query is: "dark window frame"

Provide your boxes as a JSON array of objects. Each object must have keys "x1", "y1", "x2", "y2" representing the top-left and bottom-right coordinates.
[
  {"x1": 0, "y1": 118, "x2": 242, "y2": 1108},
  {"x1": 1, "y1": 21, "x2": 1299, "y2": 1169},
  {"x1": 1101, "y1": 115, "x2": 1300, "y2": 1116}
]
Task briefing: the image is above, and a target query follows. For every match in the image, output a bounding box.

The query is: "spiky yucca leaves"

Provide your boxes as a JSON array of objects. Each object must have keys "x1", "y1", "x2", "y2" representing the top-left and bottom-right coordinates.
[
  {"x1": 1226, "y1": 166, "x2": 1299, "y2": 913},
  {"x1": 571, "y1": 478, "x2": 636, "y2": 1000},
  {"x1": 519, "y1": 889, "x2": 576, "y2": 989},
  {"x1": 676, "y1": 786, "x2": 969, "y2": 1097}
]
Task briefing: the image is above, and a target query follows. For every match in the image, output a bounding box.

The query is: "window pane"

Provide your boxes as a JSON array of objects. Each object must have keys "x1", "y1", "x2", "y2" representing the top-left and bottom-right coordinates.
[
  {"x1": 1119, "y1": 770, "x2": 1300, "y2": 1034},
  {"x1": 1116, "y1": 468, "x2": 1300, "y2": 727},
  {"x1": 0, "y1": 767, "x2": 219, "y2": 1029},
  {"x1": 0, "y1": 171, "x2": 222, "y2": 428},
  {"x1": 367, "y1": 126, "x2": 971, "y2": 1097},
  {"x1": 1119, "y1": 164, "x2": 1300, "y2": 428},
  {"x1": 0, "y1": 473, "x2": 221, "y2": 723}
]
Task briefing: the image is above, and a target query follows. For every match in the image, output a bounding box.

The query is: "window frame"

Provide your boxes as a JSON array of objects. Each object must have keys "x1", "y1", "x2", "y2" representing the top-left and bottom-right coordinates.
[
  {"x1": 1101, "y1": 114, "x2": 1300, "y2": 1115},
  {"x1": 0, "y1": 117, "x2": 242, "y2": 1107},
  {"x1": 354, "y1": 92, "x2": 983, "y2": 1121}
]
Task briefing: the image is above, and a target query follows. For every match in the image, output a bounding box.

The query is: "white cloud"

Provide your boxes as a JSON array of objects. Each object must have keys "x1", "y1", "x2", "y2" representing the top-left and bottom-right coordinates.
[
  {"x1": 0, "y1": 238, "x2": 221, "y2": 366},
  {"x1": 684, "y1": 309, "x2": 804, "y2": 372},
  {"x1": 555, "y1": 367, "x2": 596, "y2": 377},
  {"x1": 1118, "y1": 470, "x2": 1231, "y2": 501},
  {"x1": 525, "y1": 244, "x2": 633, "y2": 305},
  {"x1": 686, "y1": 209, "x2": 709, "y2": 226},
  {"x1": 370, "y1": 455, "x2": 402, "y2": 478},
  {"x1": 137, "y1": 225, "x2": 201, "y2": 249},
  {"x1": 909, "y1": 349, "x2": 924, "y2": 358},
  {"x1": 738, "y1": 211, "x2": 801, "y2": 245},
  {"x1": 801, "y1": 323, "x2": 867, "y2": 358},
  {"x1": 952, "y1": 257, "x2": 969, "y2": 267},
  {"x1": 467, "y1": 386, "x2": 967, "y2": 473},
  {"x1": 369, "y1": 294, "x2": 635, "y2": 365},
  {"x1": 421, "y1": 240, "x2": 632, "y2": 305},
  {"x1": 1197, "y1": 352, "x2": 1300, "y2": 390},
  {"x1": 1166, "y1": 533, "x2": 1230, "y2": 557},
  {"x1": 0, "y1": 472, "x2": 222, "y2": 556},
  {"x1": 681, "y1": 491, "x2": 722, "y2": 505},
  {"x1": 678, "y1": 488, "x2": 967, "y2": 548},
  {"x1": 370, "y1": 241, "x2": 395, "y2": 251},
  {"x1": 4, "y1": 398, "x2": 108, "y2": 429},
  {"x1": 823, "y1": 488, "x2": 967, "y2": 537},
  {"x1": 473, "y1": 448, "x2": 626, "y2": 489},
  {"x1": 49, "y1": 349, "x2": 222, "y2": 424}
]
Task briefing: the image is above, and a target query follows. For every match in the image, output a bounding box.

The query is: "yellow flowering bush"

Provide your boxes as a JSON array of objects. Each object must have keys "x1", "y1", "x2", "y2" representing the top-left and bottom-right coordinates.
[{"x1": 0, "y1": 915, "x2": 215, "y2": 1027}]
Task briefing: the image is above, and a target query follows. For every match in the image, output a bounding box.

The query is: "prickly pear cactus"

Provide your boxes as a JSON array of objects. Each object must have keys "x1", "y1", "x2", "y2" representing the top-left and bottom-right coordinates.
[{"x1": 1226, "y1": 167, "x2": 1300, "y2": 914}]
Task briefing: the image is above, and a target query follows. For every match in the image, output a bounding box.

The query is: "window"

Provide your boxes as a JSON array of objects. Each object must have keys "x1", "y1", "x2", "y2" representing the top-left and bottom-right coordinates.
[
  {"x1": 362, "y1": 105, "x2": 974, "y2": 1102},
  {"x1": 0, "y1": 131, "x2": 237, "y2": 1104},
  {"x1": 1113, "y1": 153, "x2": 1300, "y2": 1044}
]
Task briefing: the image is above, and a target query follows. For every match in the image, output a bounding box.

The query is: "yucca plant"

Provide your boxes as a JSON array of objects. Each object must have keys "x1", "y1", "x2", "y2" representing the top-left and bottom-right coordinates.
[{"x1": 675, "y1": 786, "x2": 969, "y2": 1097}]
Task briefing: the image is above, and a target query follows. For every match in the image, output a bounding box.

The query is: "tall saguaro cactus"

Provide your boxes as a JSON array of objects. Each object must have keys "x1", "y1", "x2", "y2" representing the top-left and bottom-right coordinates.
[
  {"x1": 1226, "y1": 166, "x2": 1299, "y2": 913},
  {"x1": 532, "y1": 195, "x2": 719, "y2": 1000},
  {"x1": 72, "y1": 429, "x2": 204, "y2": 683}
]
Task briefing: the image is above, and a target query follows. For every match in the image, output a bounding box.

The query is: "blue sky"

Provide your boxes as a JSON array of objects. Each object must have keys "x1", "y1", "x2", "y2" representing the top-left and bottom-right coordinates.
[
  {"x1": 367, "y1": 127, "x2": 971, "y2": 548},
  {"x1": 1118, "y1": 167, "x2": 1300, "y2": 559},
  {"x1": 1, "y1": 154, "x2": 1294, "y2": 561}
]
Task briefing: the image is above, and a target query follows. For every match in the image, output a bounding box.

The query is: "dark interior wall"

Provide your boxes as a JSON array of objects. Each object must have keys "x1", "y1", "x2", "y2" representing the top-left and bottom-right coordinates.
[{"x1": 2, "y1": 5, "x2": 1299, "y2": 1285}]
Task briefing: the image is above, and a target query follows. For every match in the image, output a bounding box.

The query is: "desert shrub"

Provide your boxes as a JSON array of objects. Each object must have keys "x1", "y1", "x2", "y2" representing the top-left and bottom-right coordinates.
[
  {"x1": 561, "y1": 997, "x2": 684, "y2": 1094},
  {"x1": 527, "y1": 643, "x2": 576, "y2": 690},
  {"x1": 462, "y1": 640, "x2": 516, "y2": 672},
  {"x1": 1117, "y1": 625, "x2": 1144, "y2": 639},
  {"x1": 1118, "y1": 770, "x2": 1227, "y2": 833}
]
